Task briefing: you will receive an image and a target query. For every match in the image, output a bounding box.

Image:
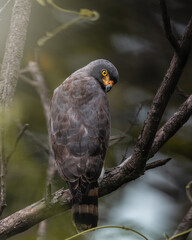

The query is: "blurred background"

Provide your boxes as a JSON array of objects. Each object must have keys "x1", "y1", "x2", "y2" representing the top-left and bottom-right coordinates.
[{"x1": 0, "y1": 0, "x2": 192, "y2": 239}]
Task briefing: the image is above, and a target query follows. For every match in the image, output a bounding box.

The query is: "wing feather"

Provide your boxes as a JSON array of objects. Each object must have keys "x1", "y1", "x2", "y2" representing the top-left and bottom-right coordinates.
[{"x1": 50, "y1": 76, "x2": 110, "y2": 187}]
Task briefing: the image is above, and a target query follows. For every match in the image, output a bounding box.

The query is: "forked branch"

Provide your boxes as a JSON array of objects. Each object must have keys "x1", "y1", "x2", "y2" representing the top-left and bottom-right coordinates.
[{"x1": 0, "y1": 1, "x2": 191, "y2": 239}]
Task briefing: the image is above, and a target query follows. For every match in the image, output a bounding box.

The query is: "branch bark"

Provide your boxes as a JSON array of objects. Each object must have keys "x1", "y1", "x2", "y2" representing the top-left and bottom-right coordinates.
[
  {"x1": 0, "y1": 157, "x2": 171, "y2": 239},
  {"x1": 0, "y1": 0, "x2": 32, "y2": 216},
  {"x1": 172, "y1": 207, "x2": 192, "y2": 240},
  {"x1": 21, "y1": 61, "x2": 57, "y2": 239},
  {"x1": 26, "y1": 62, "x2": 51, "y2": 127},
  {"x1": 159, "y1": 0, "x2": 180, "y2": 52},
  {"x1": 126, "y1": 16, "x2": 192, "y2": 174},
  {"x1": 0, "y1": 189, "x2": 71, "y2": 240},
  {"x1": 21, "y1": 61, "x2": 57, "y2": 185},
  {"x1": 0, "y1": 2, "x2": 191, "y2": 239},
  {"x1": 0, "y1": 0, "x2": 32, "y2": 106},
  {"x1": 149, "y1": 94, "x2": 192, "y2": 158}
]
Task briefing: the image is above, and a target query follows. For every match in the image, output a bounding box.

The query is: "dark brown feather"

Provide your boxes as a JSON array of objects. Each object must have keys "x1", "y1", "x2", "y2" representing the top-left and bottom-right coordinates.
[
  {"x1": 72, "y1": 182, "x2": 98, "y2": 232},
  {"x1": 50, "y1": 75, "x2": 110, "y2": 187},
  {"x1": 50, "y1": 60, "x2": 118, "y2": 231}
]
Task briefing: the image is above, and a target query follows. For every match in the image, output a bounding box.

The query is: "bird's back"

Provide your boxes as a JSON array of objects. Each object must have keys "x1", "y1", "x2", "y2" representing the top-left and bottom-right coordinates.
[{"x1": 50, "y1": 73, "x2": 110, "y2": 231}]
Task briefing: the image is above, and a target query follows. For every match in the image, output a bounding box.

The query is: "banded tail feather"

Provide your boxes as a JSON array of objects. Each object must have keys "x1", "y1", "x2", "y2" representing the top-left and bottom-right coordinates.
[{"x1": 71, "y1": 181, "x2": 98, "y2": 232}]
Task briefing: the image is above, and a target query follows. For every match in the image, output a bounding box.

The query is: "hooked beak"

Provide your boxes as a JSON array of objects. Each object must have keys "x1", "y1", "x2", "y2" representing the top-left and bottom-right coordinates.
[
  {"x1": 105, "y1": 85, "x2": 113, "y2": 92},
  {"x1": 102, "y1": 75, "x2": 114, "y2": 93}
]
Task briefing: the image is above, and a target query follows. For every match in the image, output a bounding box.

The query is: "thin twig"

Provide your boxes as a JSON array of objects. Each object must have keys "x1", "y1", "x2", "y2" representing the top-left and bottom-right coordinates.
[
  {"x1": 36, "y1": 220, "x2": 47, "y2": 240},
  {"x1": 16, "y1": 122, "x2": 49, "y2": 154},
  {"x1": 176, "y1": 86, "x2": 189, "y2": 99},
  {"x1": 37, "y1": 1, "x2": 99, "y2": 46},
  {"x1": 20, "y1": 74, "x2": 38, "y2": 87},
  {"x1": 159, "y1": 0, "x2": 180, "y2": 52},
  {"x1": 145, "y1": 158, "x2": 171, "y2": 170},
  {"x1": 6, "y1": 123, "x2": 29, "y2": 161},
  {"x1": 186, "y1": 181, "x2": 192, "y2": 203},
  {"x1": 23, "y1": 61, "x2": 57, "y2": 239},
  {"x1": 110, "y1": 134, "x2": 127, "y2": 142},
  {"x1": 22, "y1": 129, "x2": 49, "y2": 154},
  {"x1": 27, "y1": 61, "x2": 51, "y2": 126},
  {"x1": 0, "y1": 0, "x2": 12, "y2": 14},
  {"x1": 109, "y1": 104, "x2": 142, "y2": 147},
  {"x1": 169, "y1": 228, "x2": 192, "y2": 240},
  {"x1": 37, "y1": 16, "x2": 83, "y2": 47},
  {"x1": 64, "y1": 225, "x2": 148, "y2": 240},
  {"x1": 0, "y1": 122, "x2": 7, "y2": 216}
]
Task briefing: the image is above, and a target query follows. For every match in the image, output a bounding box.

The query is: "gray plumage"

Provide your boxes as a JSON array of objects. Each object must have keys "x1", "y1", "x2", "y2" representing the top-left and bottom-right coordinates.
[{"x1": 50, "y1": 59, "x2": 118, "y2": 231}]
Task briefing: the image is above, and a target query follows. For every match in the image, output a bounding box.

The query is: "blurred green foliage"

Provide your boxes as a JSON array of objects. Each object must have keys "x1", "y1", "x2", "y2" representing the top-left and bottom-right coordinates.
[{"x1": 0, "y1": 0, "x2": 191, "y2": 239}]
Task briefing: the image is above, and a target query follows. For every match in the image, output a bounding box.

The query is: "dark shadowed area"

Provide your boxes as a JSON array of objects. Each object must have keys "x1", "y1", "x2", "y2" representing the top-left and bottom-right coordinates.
[{"x1": 0, "y1": 0, "x2": 191, "y2": 239}]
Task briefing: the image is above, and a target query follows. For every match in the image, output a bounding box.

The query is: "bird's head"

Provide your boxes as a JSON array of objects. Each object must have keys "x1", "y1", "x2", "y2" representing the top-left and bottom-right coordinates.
[{"x1": 88, "y1": 59, "x2": 119, "y2": 93}]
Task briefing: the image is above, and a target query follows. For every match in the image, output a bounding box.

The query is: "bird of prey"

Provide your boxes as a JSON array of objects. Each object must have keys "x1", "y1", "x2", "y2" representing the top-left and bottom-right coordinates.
[{"x1": 50, "y1": 59, "x2": 118, "y2": 232}]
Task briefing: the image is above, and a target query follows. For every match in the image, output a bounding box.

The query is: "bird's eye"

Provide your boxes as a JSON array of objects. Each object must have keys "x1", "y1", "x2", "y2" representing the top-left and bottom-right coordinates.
[{"x1": 102, "y1": 69, "x2": 108, "y2": 76}]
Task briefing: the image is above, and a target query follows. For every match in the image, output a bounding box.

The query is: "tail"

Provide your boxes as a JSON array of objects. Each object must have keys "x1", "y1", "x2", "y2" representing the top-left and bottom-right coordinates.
[{"x1": 72, "y1": 182, "x2": 98, "y2": 232}]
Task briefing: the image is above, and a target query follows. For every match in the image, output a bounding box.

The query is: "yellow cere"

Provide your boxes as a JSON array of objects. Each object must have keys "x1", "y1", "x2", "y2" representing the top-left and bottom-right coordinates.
[
  {"x1": 102, "y1": 77, "x2": 114, "y2": 86},
  {"x1": 108, "y1": 80, "x2": 114, "y2": 86},
  {"x1": 102, "y1": 69, "x2": 114, "y2": 86}
]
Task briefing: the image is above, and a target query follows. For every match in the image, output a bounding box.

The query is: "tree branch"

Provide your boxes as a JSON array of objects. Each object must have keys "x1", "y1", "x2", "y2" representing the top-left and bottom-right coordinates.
[
  {"x1": 171, "y1": 207, "x2": 192, "y2": 240},
  {"x1": 0, "y1": 0, "x2": 32, "y2": 216},
  {"x1": 109, "y1": 104, "x2": 142, "y2": 147},
  {"x1": 126, "y1": 16, "x2": 192, "y2": 174},
  {"x1": 99, "y1": 97, "x2": 192, "y2": 197},
  {"x1": 0, "y1": 0, "x2": 32, "y2": 107},
  {"x1": 21, "y1": 61, "x2": 57, "y2": 239},
  {"x1": 19, "y1": 127, "x2": 49, "y2": 155},
  {"x1": 0, "y1": 45, "x2": 191, "y2": 237},
  {"x1": 0, "y1": 0, "x2": 12, "y2": 15},
  {"x1": 26, "y1": 61, "x2": 51, "y2": 127},
  {"x1": 6, "y1": 124, "x2": 29, "y2": 162},
  {"x1": 176, "y1": 87, "x2": 189, "y2": 99},
  {"x1": 23, "y1": 61, "x2": 57, "y2": 185},
  {"x1": 159, "y1": 0, "x2": 180, "y2": 52},
  {"x1": 149, "y1": 94, "x2": 192, "y2": 158},
  {"x1": 0, "y1": 156, "x2": 171, "y2": 239},
  {"x1": 0, "y1": 189, "x2": 71, "y2": 239},
  {"x1": 145, "y1": 158, "x2": 171, "y2": 170},
  {"x1": 36, "y1": 220, "x2": 48, "y2": 240},
  {"x1": 0, "y1": 2, "x2": 191, "y2": 239}
]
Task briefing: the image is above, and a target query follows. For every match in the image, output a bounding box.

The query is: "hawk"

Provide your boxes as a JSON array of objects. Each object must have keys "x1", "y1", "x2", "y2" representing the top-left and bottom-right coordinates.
[{"x1": 50, "y1": 59, "x2": 118, "y2": 232}]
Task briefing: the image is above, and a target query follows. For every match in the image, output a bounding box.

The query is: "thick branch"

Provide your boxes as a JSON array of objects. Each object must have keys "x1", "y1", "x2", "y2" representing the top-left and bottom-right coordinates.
[
  {"x1": 0, "y1": 61, "x2": 191, "y2": 237},
  {"x1": 0, "y1": 4, "x2": 191, "y2": 239},
  {"x1": 0, "y1": 158, "x2": 170, "y2": 239},
  {"x1": 0, "y1": 0, "x2": 32, "y2": 216},
  {"x1": 149, "y1": 94, "x2": 192, "y2": 158},
  {"x1": 127, "y1": 16, "x2": 192, "y2": 173},
  {"x1": 0, "y1": 0, "x2": 32, "y2": 106},
  {"x1": 0, "y1": 189, "x2": 71, "y2": 239}
]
